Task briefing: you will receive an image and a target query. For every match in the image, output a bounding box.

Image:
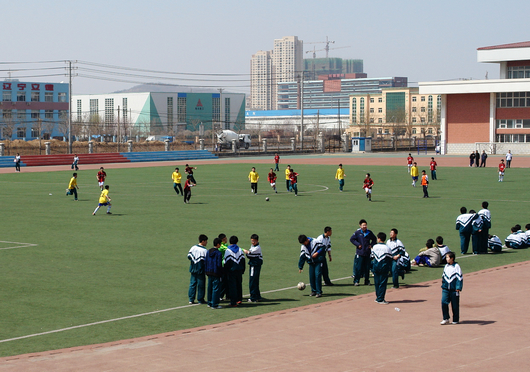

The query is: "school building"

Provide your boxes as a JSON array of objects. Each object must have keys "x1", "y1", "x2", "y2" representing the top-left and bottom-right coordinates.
[{"x1": 419, "y1": 41, "x2": 530, "y2": 154}]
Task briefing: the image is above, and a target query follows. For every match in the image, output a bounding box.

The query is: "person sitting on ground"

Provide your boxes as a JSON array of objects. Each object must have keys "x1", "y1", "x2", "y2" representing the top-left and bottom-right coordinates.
[
  {"x1": 488, "y1": 234, "x2": 503, "y2": 253},
  {"x1": 411, "y1": 239, "x2": 441, "y2": 267},
  {"x1": 505, "y1": 227, "x2": 526, "y2": 249},
  {"x1": 514, "y1": 224, "x2": 528, "y2": 247},
  {"x1": 524, "y1": 224, "x2": 530, "y2": 247},
  {"x1": 436, "y1": 236, "x2": 452, "y2": 264}
]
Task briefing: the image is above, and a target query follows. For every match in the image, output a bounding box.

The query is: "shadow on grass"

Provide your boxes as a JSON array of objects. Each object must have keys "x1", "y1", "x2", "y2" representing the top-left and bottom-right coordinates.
[{"x1": 390, "y1": 299, "x2": 427, "y2": 304}]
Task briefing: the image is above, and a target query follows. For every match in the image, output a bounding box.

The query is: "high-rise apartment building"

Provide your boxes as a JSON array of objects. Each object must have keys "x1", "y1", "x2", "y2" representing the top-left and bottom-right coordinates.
[{"x1": 250, "y1": 36, "x2": 303, "y2": 110}]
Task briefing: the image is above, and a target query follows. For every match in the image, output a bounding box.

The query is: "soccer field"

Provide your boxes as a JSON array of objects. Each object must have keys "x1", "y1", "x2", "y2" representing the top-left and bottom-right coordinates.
[{"x1": 1, "y1": 159, "x2": 529, "y2": 357}]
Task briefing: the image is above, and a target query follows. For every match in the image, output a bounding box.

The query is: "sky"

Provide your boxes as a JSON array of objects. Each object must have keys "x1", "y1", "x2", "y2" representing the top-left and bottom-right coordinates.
[{"x1": 1, "y1": 0, "x2": 529, "y2": 95}]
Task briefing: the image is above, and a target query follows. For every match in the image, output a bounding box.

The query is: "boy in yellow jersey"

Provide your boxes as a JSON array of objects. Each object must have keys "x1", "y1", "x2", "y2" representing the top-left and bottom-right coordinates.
[
  {"x1": 66, "y1": 172, "x2": 79, "y2": 200},
  {"x1": 410, "y1": 162, "x2": 419, "y2": 187},
  {"x1": 93, "y1": 185, "x2": 112, "y2": 215},
  {"x1": 335, "y1": 163, "x2": 346, "y2": 192},
  {"x1": 172, "y1": 167, "x2": 183, "y2": 195},
  {"x1": 285, "y1": 165, "x2": 291, "y2": 191},
  {"x1": 248, "y1": 167, "x2": 259, "y2": 194}
]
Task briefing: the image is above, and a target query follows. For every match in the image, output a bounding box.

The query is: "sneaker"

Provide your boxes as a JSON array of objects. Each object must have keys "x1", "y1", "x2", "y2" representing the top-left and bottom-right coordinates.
[
  {"x1": 375, "y1": 300, "x2": 389, "y2": 305},
  {"x1": 65, "y1": 189, "x2": 69, "y2": 195},
  {"x1": 315, "y1": 293, "x2": 322, "y2": 298},
  {"x1": 236, "y1": 301, "x2": 242, "y2": 305},
  {"x1": 323, "y1": 282, "x2": 334, "y2": 286},
  {"x1": 188, "y1": 301, "x2": 195, "y2": 305},
  {"x1": 392, "y1": 286, "x2": 399, "y2": 289},
  {"x1": 364, "y1": 280, "x2": 371, "y2": 286},
  {"x1": 309, "y1": 292, "x2": 317, "y2": 296},
  {"x1": 353, "y1": 282, "x2": 360, "y2": 286},
  {"x1": 212, "y1": 305, "x2": 222, "y2": 309},
  {"x1": 247, "y1": 299, "x2": 257, "y2": 303},
  {"x1": 440, "y1": 319, "x2": 450, "y2": 325},
  {"x1": 451, "y1": 321, "x2": 459, "y2": 325},
  {"x1": 106, "y1": 212, "x2": 112, "y2": 214}
]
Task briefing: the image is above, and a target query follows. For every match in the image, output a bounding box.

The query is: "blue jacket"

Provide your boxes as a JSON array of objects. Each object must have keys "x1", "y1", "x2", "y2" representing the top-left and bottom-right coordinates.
[{"x1": 350, "y1": 228, "x2": 377, "y2": 257}]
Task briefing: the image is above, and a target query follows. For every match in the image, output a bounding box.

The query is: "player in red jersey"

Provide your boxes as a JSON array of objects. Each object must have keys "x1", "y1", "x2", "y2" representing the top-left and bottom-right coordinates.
[
  {"x1": 407, "y1": 153, "x2": 414, "y2": 174},
  {"x1": 273, "y1": 153, "x2": 280, "y2": 171},
  {"x1": 96, "y1": 167, "x2": 107, "y2": 190},
  {"x1": 362, "y1": 173, "x2": 374, "y2": 201},
  {"x1": 289, "y1": 169, "x2": 299, "y2": 196},
  {"x1": 267, "y1": 168, "x2": 277, "y2": 193},
  {"x1": 498, "y1": 159, "x2": 506, "y2": 182},
  {"x1": 429, "y1": 157, "x2": 437, "y2": 180}
]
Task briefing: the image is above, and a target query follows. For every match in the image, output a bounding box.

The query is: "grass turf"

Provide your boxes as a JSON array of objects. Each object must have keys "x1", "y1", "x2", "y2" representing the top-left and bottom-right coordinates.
[{"x1": 0, "y1": 161, "x2": 529, "y2": 356}]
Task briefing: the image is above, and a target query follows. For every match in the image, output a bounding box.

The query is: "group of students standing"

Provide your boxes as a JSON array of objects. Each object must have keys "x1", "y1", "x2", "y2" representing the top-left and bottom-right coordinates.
[{"x1": 187, "y1": 233, "x2": 263, "y2": 309}]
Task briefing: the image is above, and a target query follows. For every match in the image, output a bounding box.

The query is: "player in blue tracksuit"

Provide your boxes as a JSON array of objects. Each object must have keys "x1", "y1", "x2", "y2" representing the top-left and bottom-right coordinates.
[
  {"x1": 350, "y1": 219, "x2": 377, "y2": 286},
  {"x1": 505, "y1": 226, "x2": 525, "y2": 249},
  {"x1": 440, "y1": 252, "x2": 463, "y2": 325},
  {"x1": 224, "y1": 236, "x2": 246, "y2": 307},
  {"x1": 455, "y1": 207, "x2": 476, "y2": 254},
  {"x1": 469, "y1": 209, "x2": 483, "y2": 254},
  {"x1": 187, "y1": 234, "x2": 208, "y2": 304},
  {"x1": 298, "y1": 235, "x2": 327, "y2": 297},
  {"x1": 205, "y1": 238, "x2": 224, "y2": 309},
  {"x1": 488, "y1": 234, "x2": 502, "y2": 253},
  {"x1": 371, "y1": 232, "x2": 395, "y2": 304},
  {"x1": 386, "y1": 228, "x2": 409, "y2": 288},
  {"x1": 477, "y1": 201, "x2": 491, "y2": 254},
  {"x1": 244, "y1": 233, "x2": 263, "y2": 302}
]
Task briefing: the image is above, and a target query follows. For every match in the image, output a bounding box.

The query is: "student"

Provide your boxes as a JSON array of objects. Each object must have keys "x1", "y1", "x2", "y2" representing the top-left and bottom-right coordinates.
[
  {"x1": 436, "y1": 236, "x2": 451, "y2": 264},
  {"x1": 524, "y1": 224, "x2": 530, "y2": 247},
  {"x1": 421, "y1": 170, "x2": 429, "y2": 198},
  {"x1": 267, "y1": 168, "x2": 277, "y2": 193},
  {"x1": 505, "y1": 227, "x2": 525, "y2": 249},
  {"x1": 456, "y1": 207, "x2": 475, "y2": 254},
  {"x1": 183, "y1": 175, "x2": 196, "y2": 204},
  {"x1": 185, "y1": 164, "x2": 197, "y2": 184},
  {"x1": 218, "y1": 233, "x2": 229, "y2": 300},
  {"x1": 248, "y1": 167, "x2": 259, "y2": 194},
  {"x1": 506, "y1": 150, "x2": 512, "y2": 168},
  {"x1": 480, "y1": 150, "x2": 488, "y2": 167},
  {"x1": 71, "y1": 154, "x2": 79, "y2": 171},
  {"x1": 350, "y1": 219, "x2": 377, "y2": 286},
  {"x1": 289, "y1": 168, "x2": 299, "y2": 196},
  {"x1": 477, "y1": 201, "x2": 492, "y2": 254},
  {"x1": 363, "y1": 173, "x2": 374, "y2": 201},
  {"x1": 97, "y1": 167, "x2": 107, "y2": 191},
  {"x1": 92, "y1": 185, "x2": 112, "y2": 215},
  {"x1": 335, "y1": 164, "x2": 346, "y2": 192},
  {"x1": 475, "y1": 150, "x2": 480, "y2": 167},
  {"x1": 285, "y1": 165, "x2": 291, "y2": 192},
  {"x1": 66, "y1": 172, "x2": 79, "y2": 201},
  {"x1": 224, "y1": 236, "x2": 245, "y2": 307},
  {"x1": 172, "y1": 167, "x2": 183, "y2": 195},
  {"x1": 187, "y1": 234, "x2": 208, "y2": 305},
  {"x1": 298, "y1": 234, "x2": 326, "y2": 298},
  {"x1": 487, "y1": 234, "x2": 503, "y2": 253},
  {"x1": 430, "y1": 157, "x2": 437, "y2": 180},
  {"x1": 469, "y1": 151, "x2": 475, "y2": 167},
  {"x1": 371, "y1": 232, "x2": 395, "y2": 304},
  {"x1": 411, "y1": 239, "x2": 441, "y2": 267},
  {"x1": 314, "y1": 226, "x2": 333, "y2": 286},
  {"x1": 205, "y1": 238, "x2": 224, "y2": 309},
  {"x1": 244, "y1": 233, "x2": 263, "y2": 302},
  {"x1": 469, "y1": 209, "x2": 483, "y2": 255},
  {"x1": 410, "y1": 162, "x2": 419, "y2": 187},
  {"x1": 274, "y1": 153, "x2": 280, "y2": 171},
  {"x1": 440, "y1": 252, "x2": 463, "y2": 325},
  {"x1": 407, "y1": 153, "x2": 414, "y2": 174},
  {"x1": 14, "y1": 153, "x2": 21, "y2": 172},
  {"x1": 386, "y1": 228, "x2": 408, "y2": 288},
  {"x1": 498, "y1": 159, "x2": 506, "y2": 182}
]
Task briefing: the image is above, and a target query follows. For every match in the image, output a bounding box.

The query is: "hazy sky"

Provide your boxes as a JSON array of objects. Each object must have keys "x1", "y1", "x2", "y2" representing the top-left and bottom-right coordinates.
[{"x1": 2, "y1": 0, "x2": 529, "y2": 95}]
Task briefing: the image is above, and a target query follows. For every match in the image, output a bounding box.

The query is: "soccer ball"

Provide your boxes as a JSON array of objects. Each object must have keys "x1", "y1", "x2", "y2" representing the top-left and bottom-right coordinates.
[
  {"x1": 265, "y1": 197, "x2": 270, "y2": 201},
  {"x1": 297, "y1": 282, "x2": 306, "y2": 290}
]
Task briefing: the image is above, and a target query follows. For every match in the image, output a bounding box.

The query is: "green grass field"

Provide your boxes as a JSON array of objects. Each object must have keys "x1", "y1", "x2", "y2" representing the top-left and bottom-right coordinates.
[{"x1": 1, "y1": 159, "x2": 529, "y2": 357}]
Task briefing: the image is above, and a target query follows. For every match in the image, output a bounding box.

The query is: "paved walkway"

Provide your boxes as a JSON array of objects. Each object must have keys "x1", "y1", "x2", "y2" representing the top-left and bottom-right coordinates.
[{"x1": 2, "y1": 261, "x2": 529, "y2": 371}]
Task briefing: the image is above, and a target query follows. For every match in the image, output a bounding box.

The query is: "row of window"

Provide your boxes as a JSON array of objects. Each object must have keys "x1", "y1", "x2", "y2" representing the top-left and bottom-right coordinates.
[
  {"x1": 496, "y1": 119, "x2": 530, "y2": 129},
  {"x1": 2, "y1": 91, "x2": 66, "y2": 102},
  {"x1": 375, "y1": 127, "x2": 434, "y2": 135},
  {"x1": 2, "y1": 109, "x2": 66, "y2": 119},
  {"x1": 496, "y1": 133, "x2": 530, "y2": 143},
  {"x1": 496, "y1": 92, "x2": 530, "y2": 108},
  {"x1": 367, "y1": 116, "x2": 429, "y2": 123},
  {"x1": 507, "y1": 66, "x2": 530, "y2": 79}
]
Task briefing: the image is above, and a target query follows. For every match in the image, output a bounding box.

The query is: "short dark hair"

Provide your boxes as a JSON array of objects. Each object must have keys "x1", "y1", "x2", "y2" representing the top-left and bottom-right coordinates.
[
  {"x1": 73, "y1": 173, "x2": 77, "y2": 176},
  {"x1": 175, "y1": 167, "x2": 179, "y2": 170},
  {"x1": 515, "y1": 224, "x2": 521, "y2": 231},
  {"x1": 339, "y1": 163, "x2": 342, "y2": 167},
  {"x1": 426, "y1": 239, "x2": 435, "y2": 248},
  {"x1": 377, "y1": 232, "x2": 387, "y2": 241},
  {"x1": 298, "y1": 234, "x2": 308, "y2": 244},
  {"x1": 460, "y1": 206, "x2": 467, "y2": 214},
  {"x1": 526, "y1": 224, "x2": 530, "y2": 230},
  {"x1": 324, "y1": 226, "x2": 332, "y2": 233},
  {"x1": 436, "y1": 236, "x2": 444, "y2": 245},
  {"x1": 366, "y1": 173, "x2": 370, "y2": 177},
  {"x1": 511, "y1": 226, "x2": 518, "y2": 233},
  {"x1": 391, "y1": 228, "x2": 398, "y2": 235},
  {"x1": 482, "y1": 201, "x2": 489, "y2": 209},
  {"x1": 218, "y1": 233, "x2": 226, "y2": 240},
  {"x1": 229, "y1": 235, "x2": 238, "y2": 245},
  {"x1": 359, "y1": 219, "x2": 367, "y2": 226},
  {"x1": 469, "y1": 209, "x2": 476, "y2": 214},
  {"x1": 446, "y1": 251, "x2": 456, "y2": 260},
  {"x1": 105, "y1": 185, "x2": 110, "y2": 190},
  {"x1": 198, "y1": 234, "x2": 208, "y2": 243},
  {"x1": 250, "y1": 233, "x2": 259, "y2": 241},
  {"x1": 213, "y1": 238, "x2": 222, "y2": 247}
]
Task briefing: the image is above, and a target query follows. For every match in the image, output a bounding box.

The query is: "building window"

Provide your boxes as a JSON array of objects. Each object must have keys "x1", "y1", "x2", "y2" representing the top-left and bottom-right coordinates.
[
  {"x1": 378, "y1": 97, "x2": 383, "y2": 103},
  {"x1": 31, "y1": 127, "x2": 40, "y2": 138},
  {"x1": 378, "y1": 118, "x2": 383, "y2": 123},
  {"x1": 437, "y1": 95, "x2": 442, "y2": 123},
  {"x1": 45, "y1": 110, "x2": 54, "y2": 119},
  {"x1": 412, "y1": 97, "x2": 417, "y2": 102},
  {"x1": 17, "y1": 91, "x2": 26, "y2": 102},
  {"x1": 412, "y1": 107, "x2": 417, "y2": 112},
  {"x1": 428, "y1": 95, "x2": 434, "y2": 123},
  {"x1": 122, "y1": 98, "x2": 128, "y2": 123},
  {"x1": 167, "y1": 97, "x2": 173, "y2": 129},
  {"x1": 412, "y1": 117, "x2": 417, "y2": 123},
  {"x1": 212, "y1": 96, "x2": 220, "y2": 125},
  {"x1": 420, "y1": 107, "x2": 426, "y2": 112},
  {"x1": 421, "y1": 96, "x2": 425, "y2": 102},
  {"x1": 428, "y1": 128, "x2": 433, "y2": 134},
  {"x1": 90, "y1": 99, "x2": 99, "y2": 117},
  {"x1": 360, "y1": 98, "x2": 365, "y2": 123},
  {"x1": 31, "y1": 91, "x2": 40, "y2": 102},
  {"x1": 507, "y1": 66, "x2": 530, "y2": 79},
  {"x1": 104, "y1": 98, "x2": 114, "y2": 125},
  {"x1": 370, "y1": 118, "x2": 374, "y2": 123},
  {"x1": 369, "y1": 108, "x2": 374, "y2": 113},
  {"x1": 384, "y1": 129, "x2": 389, "y2": 134},
  {"x1": 370, "y1": 97, "x2": 374, "y2": 103},
  {"x1": 45, "y1": 92, "x2": 53, "y2": 102},
  {"x1": 77, "y1": 99, "x2": 82, "y2": 120},
  {"x1": 3, "y1": 91, "x2": 11, "y2": 101},
  {"x1": 224, "y1": 97, "x2": 231, "y2": 130},
  {"x1": 177, "y1": 97, "x2": 186, "y2": 123},
  {"x1": 17, "y1": 110, "x2": 26, "y2": 119},
  {"x1": 31, "y1": 110, "x2": 40, "y2": 119},
  {"x1": 412, "y1": 128, "x2": 417, "y2": 134},
  {"x1": 351, "y1": 98, "x2": 356, "y2": 123},
  {"x1": 3, "y1": 110, "x2": 12, "y2": 119},
  {"x1": 17, "y1": 127, "x2": 25, "y2": 138},
  {"x1": 378, "y1": 108, "x2": 382, "y2": 113},
  {"x1": 59, "y1": 110, "x2": 67, "y2": 119},
  {"x1": 420, "y1": 117, "x2": 425, "y2": 123},
  {"x1": 58, "y1": 92, "x2": 67, "y2": 102},
  {"x1": 496, "y1": 92, "x2": 530, "y2": 108}
]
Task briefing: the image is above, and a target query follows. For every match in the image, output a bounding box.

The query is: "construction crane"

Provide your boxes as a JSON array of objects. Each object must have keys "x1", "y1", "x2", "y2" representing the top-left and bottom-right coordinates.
[
  {"x1": 306, "y1": 45, "x2": 351, "y2": 59},
  {"x1": 306, "y1": 36, "x2": 337, "y2": 58}
]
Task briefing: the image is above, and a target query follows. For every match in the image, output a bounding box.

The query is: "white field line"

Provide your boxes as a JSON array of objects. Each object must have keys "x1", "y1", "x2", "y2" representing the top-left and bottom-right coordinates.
[{"x1": 0, "y1": 241, "x2": 38, "y2": 250}]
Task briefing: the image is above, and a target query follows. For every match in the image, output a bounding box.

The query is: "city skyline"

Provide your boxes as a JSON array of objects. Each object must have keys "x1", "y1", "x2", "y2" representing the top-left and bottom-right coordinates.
[{"x1": 1, "y1": 0, "x2": 529, "y2": 95}]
